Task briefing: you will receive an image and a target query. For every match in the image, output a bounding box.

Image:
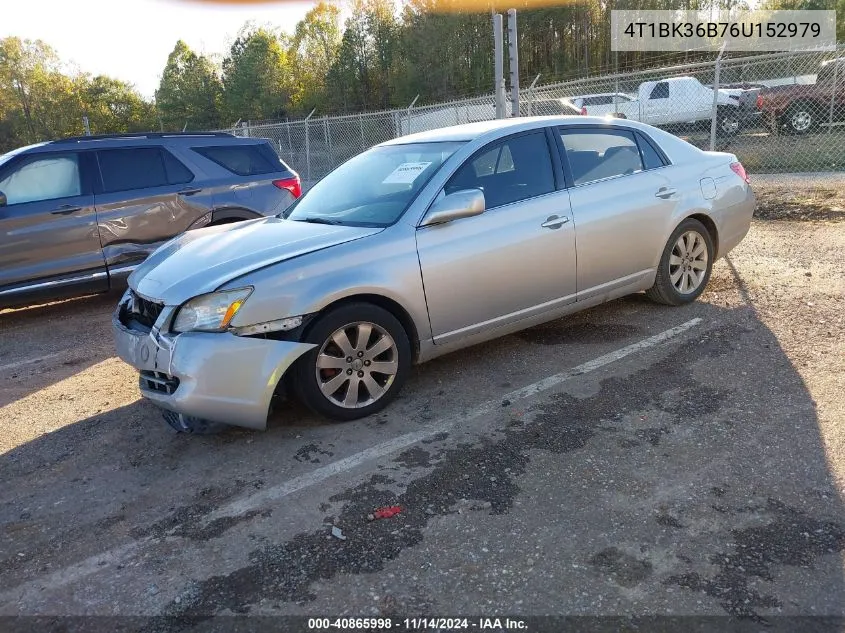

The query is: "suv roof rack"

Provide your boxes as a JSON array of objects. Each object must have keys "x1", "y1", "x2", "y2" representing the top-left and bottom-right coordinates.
[{"x1": 51, "y1": 132, "x2": 235, "y2": 144}]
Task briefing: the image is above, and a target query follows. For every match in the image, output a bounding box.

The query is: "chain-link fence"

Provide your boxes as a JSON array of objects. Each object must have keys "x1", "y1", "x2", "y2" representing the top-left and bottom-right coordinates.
[{"x1": 218, "y1": 44, "x2": 845, "y2": 187}]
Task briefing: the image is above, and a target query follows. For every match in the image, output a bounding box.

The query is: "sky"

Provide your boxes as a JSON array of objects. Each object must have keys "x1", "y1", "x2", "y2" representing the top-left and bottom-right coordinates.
[{"x1": 1, "y1": 0, "x2": 318, "y2": 99}]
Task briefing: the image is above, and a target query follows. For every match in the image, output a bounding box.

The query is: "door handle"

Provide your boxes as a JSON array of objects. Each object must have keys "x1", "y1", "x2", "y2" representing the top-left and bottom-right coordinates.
[
  {"x1": 541, "y1": 215, "x2": 570, "y2": 229},
  {"x1": 51, "y1": 204, "x2": 83, "y2": 215},
  {"x1": 178, "y1": 187, "x2": 202, "y2": 196},
  {"x1": 655, "y1": 187, "x2": 677, "y2": 199}
]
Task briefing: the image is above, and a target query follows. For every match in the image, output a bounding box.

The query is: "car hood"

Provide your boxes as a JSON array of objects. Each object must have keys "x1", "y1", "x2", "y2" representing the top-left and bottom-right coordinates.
[{"x1": 129, "y1": 217, "x2": 382, "y2": 305}]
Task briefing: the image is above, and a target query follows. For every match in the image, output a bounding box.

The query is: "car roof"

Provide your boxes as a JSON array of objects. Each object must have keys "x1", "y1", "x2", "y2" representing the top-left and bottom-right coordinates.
[
  {"x1": 380, "y1": 115, "x2": 645, "y2": 145},
  {"x1": 15, "y1": 133, "x2": 269, "y2": 154}
]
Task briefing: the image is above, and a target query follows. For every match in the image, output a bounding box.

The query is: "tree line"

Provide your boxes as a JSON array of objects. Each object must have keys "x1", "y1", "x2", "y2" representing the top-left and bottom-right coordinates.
[{"x1": 1, "y1": 0, "x2": 842, "y2": 153}]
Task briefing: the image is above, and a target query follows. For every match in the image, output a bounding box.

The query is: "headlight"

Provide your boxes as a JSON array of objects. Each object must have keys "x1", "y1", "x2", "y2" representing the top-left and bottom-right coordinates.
[{"x1": 172, "y1": 288, "x2": 252, "y2": 333}]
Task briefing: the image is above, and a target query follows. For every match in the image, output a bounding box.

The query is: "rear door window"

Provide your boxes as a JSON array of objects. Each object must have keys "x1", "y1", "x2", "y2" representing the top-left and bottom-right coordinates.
[
  {"x1": 162, "y1": 150, "x2": 195, "y2": 184},
  {"x1": 192, "y1": 144, "x2": 279, "y2": 176},
  {"x1": 559, "y1": 129, "x2": 644, "y2": 185},
  {"x1": 98, "y1": 148, "x2": 169, "y2": 193}
]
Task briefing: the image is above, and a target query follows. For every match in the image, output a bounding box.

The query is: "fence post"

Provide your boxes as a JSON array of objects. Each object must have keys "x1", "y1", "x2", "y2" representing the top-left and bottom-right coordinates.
[
  {"x1": 304, "y1": 108, "x2": 315, "y2": 183},
  {"x1": 709, "y1": 43, "x2": 727, "y2": 152},
  {"x1": 829, "y1": 44, "x2": 840, "y2": 134},
  {"x1": 359, "y1": 114, "x2": 366, "y2": 150},
  {"x1": 614, "y1": 50, "x2": 619, "y2": 115},
  {"x1": 286, "y1": 120, "x2": 294, "y2": 162},
  {"x1": 406, "y1": 94, "x2": 419, "y2": 135},
  {"x1": 493, "y1": 12, "x2": 505, "y2": 118},
  {"x1": 526, "y1": 74, "x2": 540, "y2": 116},
  {"x1": 324, "y1": 116, "x2": 333, "y2": 166},
  {"x1": 507, "y1": 8, "x2": 519, "y2": 117}
]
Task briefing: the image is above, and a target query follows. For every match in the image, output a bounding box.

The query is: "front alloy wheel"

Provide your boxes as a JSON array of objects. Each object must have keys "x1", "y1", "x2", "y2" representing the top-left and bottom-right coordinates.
[
  {"x1": 291, "y1": 303, "x2": 411, "y2": 420},
  {"x1": 316, "y1": 322, "x2": 398, "y2": 409}
]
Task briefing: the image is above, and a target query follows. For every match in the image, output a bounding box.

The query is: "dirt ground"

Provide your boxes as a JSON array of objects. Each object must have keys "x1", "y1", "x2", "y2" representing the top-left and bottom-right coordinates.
[{"x1": 0, "y1": 185, "x2": 843, "y2": 632}]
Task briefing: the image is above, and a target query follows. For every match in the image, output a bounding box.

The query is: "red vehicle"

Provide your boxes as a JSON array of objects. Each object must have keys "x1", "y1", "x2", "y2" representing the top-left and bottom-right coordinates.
[{"x1": 757, "y1": 59, "x2": 845, "y2": 134}]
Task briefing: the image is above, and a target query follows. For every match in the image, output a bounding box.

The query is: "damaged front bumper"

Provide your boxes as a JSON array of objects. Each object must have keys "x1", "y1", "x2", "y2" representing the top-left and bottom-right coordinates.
[{"x1": 112, "y1": 296, "x2": 315, "y2": 430}]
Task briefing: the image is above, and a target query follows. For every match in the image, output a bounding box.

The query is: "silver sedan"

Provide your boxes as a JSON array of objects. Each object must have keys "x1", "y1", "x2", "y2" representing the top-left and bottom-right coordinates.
[{"x1": 112, "y1": 116, "x2": 755, "y2": 432}]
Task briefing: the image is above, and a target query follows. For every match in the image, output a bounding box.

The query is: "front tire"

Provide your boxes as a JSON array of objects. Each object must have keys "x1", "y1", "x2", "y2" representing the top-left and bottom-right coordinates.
[
  {"x1": 291, "y1": 303, "x2": 411, "y2": 421},
  {"x1": 646, "y1": 219, "x2": 714, "y2": 306}
]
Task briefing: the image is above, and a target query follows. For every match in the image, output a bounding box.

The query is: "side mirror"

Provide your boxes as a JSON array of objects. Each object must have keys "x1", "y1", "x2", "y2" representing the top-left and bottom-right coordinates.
[
  {"x1": 420, "y1": 189, "x2": 485, "y2": 227},
  {"x1": 0, "y1": 191, "x2": 6, "y2": 207}
]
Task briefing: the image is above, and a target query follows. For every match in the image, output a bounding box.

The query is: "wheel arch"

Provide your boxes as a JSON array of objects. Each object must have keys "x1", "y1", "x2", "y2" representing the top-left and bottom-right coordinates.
[
  {"x1": 305, "y1": 293, "x2": 422, "y2": 363},
  {"x1": 210, "y1": 206, "x2": 262, "y2": 225},
  {"x1": 685, "y1": 212, "x2": 720, "y2": 258}
]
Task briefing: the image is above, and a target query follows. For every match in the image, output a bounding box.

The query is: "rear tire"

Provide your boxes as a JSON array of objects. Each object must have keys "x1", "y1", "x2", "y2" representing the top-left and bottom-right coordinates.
[
  {"x1": 291, "y1": 303, "x2": 411, "y2": 421},
  {"x1": 646, "y1": 218, "x2": 714, "y2": 306},
  {"x1": 717, "y1": 107, "x2": 741, "y2": 137},
  {"x1": 785, "y1": 102, "x2": 818, "y2": 134}
]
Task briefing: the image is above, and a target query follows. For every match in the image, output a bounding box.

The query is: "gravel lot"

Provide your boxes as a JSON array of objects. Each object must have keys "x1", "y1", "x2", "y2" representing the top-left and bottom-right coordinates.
[{"x1": 1, "y1": 186, "x2": 843, "y2": 631}]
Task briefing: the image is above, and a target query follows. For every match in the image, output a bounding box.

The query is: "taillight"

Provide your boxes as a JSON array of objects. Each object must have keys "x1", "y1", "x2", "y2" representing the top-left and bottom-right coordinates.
[
  {"x1": 756, "y1": 94, "x2": 764, "y2": 110},
  {"x1": 580, "y1": 106, "x2": 587, "y2": 116},
  {"x1": 273, "y1": 175, "x2": 301, "y2": 198},
  {"x1": 730, "y1": 161, "x2": 750, "y2": 184}
]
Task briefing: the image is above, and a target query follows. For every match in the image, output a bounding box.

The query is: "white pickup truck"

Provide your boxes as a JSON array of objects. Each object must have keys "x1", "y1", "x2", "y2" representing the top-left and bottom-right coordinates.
[{"x1": 577, "y1": 77, "x2": 747, "y2": 135}]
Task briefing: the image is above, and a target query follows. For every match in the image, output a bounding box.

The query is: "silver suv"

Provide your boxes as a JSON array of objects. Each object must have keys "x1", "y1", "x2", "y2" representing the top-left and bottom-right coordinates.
[{"x1": 0, "y1": 132, "x2": 300, "y2": 309}]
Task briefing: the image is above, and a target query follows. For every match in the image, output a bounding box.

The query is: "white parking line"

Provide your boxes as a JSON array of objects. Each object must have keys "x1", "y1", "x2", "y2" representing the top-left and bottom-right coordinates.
[
  {"x1": 0, "y1": 317, "x2": 702, "y2": 605},
  {"x1": 214, "y1": 317, "x2": 702, "y2": 520},
  {"x1": 0, "y1": 352, "x2": 64, "y2": 373}
]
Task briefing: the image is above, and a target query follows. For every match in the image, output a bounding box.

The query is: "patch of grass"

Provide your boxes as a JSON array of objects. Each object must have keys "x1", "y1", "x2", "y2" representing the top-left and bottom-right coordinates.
[{"x1": 754, "y1": 186, "x2": 845, "y2": 222}]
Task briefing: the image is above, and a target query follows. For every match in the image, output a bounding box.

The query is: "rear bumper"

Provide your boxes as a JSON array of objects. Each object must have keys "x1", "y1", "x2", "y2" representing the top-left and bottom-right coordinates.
[
  {"x1": 112, "y1": 306, "x2": 315, "y2": 430},
  {"x1": 716, "y1": 186, "x2": 756, "y2": 259}
]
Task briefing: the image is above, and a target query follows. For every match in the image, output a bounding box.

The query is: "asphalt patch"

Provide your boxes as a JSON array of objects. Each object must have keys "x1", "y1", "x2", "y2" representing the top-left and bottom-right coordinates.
[
  {"x1": 590, "y1": 547, "x2": 654, "y2": 587},
  {"x1": 152, "y1": 323, "x2": 743, "y2": 623},
  {"x1": 666, "y1": 498, "x2": 845, "y2": 620}
]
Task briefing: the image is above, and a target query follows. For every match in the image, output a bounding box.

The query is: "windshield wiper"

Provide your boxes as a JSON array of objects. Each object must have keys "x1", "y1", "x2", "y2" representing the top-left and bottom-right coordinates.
[{"x1": 294, "y1": 216, "x2": 343, "y2": 226}]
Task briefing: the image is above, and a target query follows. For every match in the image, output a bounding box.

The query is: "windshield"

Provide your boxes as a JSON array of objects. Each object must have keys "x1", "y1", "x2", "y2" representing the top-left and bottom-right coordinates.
[{"x1": 283, "y1": 141, "x2": 465, "y2": 227}]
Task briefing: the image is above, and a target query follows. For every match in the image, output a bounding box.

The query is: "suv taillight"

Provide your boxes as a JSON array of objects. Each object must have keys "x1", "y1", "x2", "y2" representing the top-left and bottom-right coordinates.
[
  {"x1": 730, "y1": 161, "x2": 750, "y2": 184},
  {"x1": 273, "y1": 175, "x2": 302, "y2": 199},
  {"x1": 756, "y1": 94, "x2": 764, "y2": 110}
]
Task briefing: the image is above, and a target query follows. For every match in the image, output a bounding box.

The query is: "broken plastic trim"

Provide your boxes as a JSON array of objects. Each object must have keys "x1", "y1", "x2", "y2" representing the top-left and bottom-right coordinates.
[{"x1": 232, "y1": 315, "x2": 306, "y2": 337}]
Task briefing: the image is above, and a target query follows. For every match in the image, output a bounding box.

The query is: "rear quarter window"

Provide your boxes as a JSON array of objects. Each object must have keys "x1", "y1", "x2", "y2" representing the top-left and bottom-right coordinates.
[
  {"x1": 192, "y1": 144, "x2": 284, "y2": 177},
  {"x1": 635, "y1": 132, "x2": 668, "y2": 170}
]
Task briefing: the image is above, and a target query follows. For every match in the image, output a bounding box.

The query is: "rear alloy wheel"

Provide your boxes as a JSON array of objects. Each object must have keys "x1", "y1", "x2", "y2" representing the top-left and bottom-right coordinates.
[
  {"x1": 291, "y1": 303, "x2": 411, "y2": 420},
  {"x1": 646, "y1": 218, "x2": 714, "y2": 306},
  {"x1": 718, "y1": 111, "x2": 740, "y2": 136},
  {"x1": 787, "y1": 104, "x2": 816, "y2": 134}
]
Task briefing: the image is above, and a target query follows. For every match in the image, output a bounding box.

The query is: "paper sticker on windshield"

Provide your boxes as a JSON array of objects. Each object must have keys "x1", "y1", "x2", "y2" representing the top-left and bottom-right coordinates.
[{"x1": 382, "y1": 162, "x2": 432, "y2": 184}]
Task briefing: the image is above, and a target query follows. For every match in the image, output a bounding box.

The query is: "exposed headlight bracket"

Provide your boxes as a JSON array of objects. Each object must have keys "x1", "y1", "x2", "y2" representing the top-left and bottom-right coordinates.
[{"x1": 232, "y1": 315, "x2": 305, "y2": 337}]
